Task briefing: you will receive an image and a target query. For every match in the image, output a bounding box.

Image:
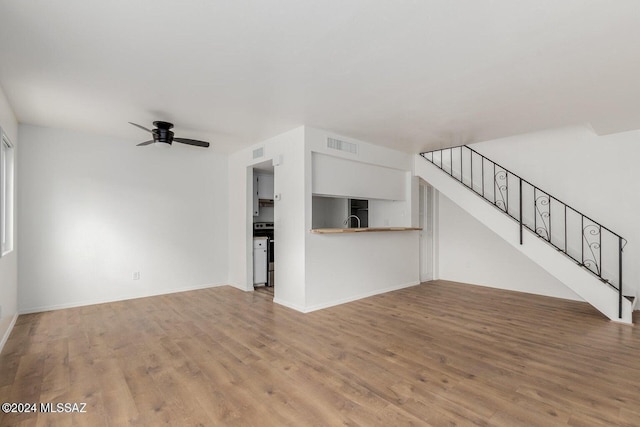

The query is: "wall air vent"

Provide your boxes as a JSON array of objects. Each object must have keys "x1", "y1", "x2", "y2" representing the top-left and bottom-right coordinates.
[
  {"x1": 327, "y1": 137, "x2": 358, "y2": 155},
  {"x1": 253, "y1": 147, "x2": 264, "y2": 159}
]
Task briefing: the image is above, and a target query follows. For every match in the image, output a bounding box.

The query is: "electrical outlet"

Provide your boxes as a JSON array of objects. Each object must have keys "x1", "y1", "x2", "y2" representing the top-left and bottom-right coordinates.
[{"x1": 133, "y1": 272, "x2": 140, "y2": 280}]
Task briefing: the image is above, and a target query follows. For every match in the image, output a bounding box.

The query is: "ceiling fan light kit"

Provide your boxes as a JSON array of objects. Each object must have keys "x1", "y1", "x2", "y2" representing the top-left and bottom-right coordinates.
[{"x1": 129, "y1": 121, "x2": 210, "y2": 148}]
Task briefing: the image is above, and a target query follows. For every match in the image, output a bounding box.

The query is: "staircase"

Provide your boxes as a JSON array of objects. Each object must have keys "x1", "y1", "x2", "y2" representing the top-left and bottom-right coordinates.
[{"x1": 416, "y1": 145, "x2": 635, "y2": 323}]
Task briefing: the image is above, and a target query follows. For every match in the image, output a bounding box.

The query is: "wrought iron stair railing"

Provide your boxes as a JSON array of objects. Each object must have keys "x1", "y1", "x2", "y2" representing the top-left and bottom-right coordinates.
[{"x1": 420, "y1": 145, "x2": 627, "y2": 319}]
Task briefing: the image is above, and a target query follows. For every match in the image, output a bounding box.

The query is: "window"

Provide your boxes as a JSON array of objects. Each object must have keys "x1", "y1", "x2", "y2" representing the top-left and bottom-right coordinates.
[{"x1": 1, "y1": 129, "x2": 14, "y2": 256}]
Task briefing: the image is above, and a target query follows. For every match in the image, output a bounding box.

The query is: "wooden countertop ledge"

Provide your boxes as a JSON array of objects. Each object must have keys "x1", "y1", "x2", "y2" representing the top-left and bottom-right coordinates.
[{"x1": 311, "y1": 227, "x2": 422, "y2": 234}]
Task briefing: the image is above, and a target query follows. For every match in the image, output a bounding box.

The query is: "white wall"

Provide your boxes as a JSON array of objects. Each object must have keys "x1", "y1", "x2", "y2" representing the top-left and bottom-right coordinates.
[
  {"x1": 438, "y1": 194, "x2": 581, "y2": 301},
  {"x1": 305, "y1": 231, "x2": 419, "y2": 310},
  {"x1": 470, "y1": 125, "x2": 640, "y2": 299},
  {"x1": 227, "y1": 127, "x2": 307, "y2": 310},
  {"x1": 305, "y1": 127, "x2": 420, "y2": 310},
  {"x1": 228, "y1": 126, "x2": 420, "y2": 312},
  {"x1": 227, "y1": 152, "x2": 253, "y2": 292},
  {"x1": 18, "y1": 125, "x2": 228, "y2": 313},
  {"x1": 311, "y1": 196, "x2": 347, "y2": 229},
  {"x1": 369, "y1": 198, "x2": 410, "y2": 227},
  {"x1": 273, "y1": 132, "x2": 307, "y2": 310},
  {"x1": 0, "y1": 83, "x2": 18, "y2": 350}
]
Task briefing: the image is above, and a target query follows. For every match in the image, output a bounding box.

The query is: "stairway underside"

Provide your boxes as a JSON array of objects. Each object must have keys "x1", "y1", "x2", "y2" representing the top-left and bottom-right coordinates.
[{"x1": 415, "y1": 152, "x2": 633, "y2": 324}]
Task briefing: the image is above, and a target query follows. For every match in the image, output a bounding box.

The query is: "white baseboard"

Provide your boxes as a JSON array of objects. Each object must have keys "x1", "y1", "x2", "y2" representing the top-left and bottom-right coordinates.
[
  {"x1": 274, "y1": 280, "x2": 421, "y2": 314},
  {"x1": 272, "y1": 298, "x2": 307, "y2": 312},
  {"x1": 228, "y1": 282, "x2": 253, "y2": 292},
  {"x1": 18, "y1": 282, "x2": 227, "y2": 314},
  {"x1": 0, "y1": 313, "x2": 18, "y2": 354}
]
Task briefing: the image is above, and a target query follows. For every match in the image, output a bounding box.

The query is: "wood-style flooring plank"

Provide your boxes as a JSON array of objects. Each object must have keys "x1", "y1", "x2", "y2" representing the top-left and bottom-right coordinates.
[{"x1": 1, "y1": 280, "x2": 640, "y2": 426}]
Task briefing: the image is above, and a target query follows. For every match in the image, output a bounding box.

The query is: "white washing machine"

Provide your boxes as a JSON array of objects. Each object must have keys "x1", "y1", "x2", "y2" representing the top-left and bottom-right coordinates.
[{"x1": 253, "y1": 236, "x2": 268, "y2": 286}]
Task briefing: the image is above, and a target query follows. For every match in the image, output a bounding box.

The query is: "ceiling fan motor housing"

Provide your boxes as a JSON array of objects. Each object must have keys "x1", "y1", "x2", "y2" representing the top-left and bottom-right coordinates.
[
  {"x1": 152, "y1": 121, "x2": 174, "y2": 144},
  {"x1": 153, "y1": 129, "x2": 174, "y2": 144}
]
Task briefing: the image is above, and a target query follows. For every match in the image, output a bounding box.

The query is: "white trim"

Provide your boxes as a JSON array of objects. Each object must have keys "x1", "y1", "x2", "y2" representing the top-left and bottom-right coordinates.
[
  {"x1": 419, "y1": 180, "x2": 437, "y2": 282},
  {"x1": 271, "y1": 298, "x2": 307, "y2": 312},
  {"x1": 0, "y1": 129, "x2": 14, "y2": 257},
  {"x1": 275, "y1": 280, "x2": 421, "y2": 313},
  {"x1": 432, "y1": 188, "x2": 440, "y2": 280},
  {"x1": 0, "y1": 125, "x2": 4, "y2": 258},
  {"x1": 18, "y1": 282, "x2": 227, "y2": 314},
  {"x1": 0, "y1": 313, "x2": 18, "y2": 354},
  {"x1": 228, "y1": 282, "x2": 252, "y2": 292}
]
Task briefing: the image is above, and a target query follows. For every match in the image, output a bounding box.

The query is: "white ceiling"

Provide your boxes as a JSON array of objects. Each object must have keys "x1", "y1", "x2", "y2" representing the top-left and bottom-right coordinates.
[{"x1": 1, "y1": 0, "x2": 639, "y2": 153}]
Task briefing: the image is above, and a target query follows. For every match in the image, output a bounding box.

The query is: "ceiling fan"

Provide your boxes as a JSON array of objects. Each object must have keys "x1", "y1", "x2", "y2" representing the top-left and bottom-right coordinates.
[{"x1": 129, "y1": 121, "x2": 210, "y2": 148}]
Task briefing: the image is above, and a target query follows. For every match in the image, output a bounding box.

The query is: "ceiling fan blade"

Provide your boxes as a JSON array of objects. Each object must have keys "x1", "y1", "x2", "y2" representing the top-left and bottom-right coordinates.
[
  {"x1": 174, "y1": 137, "x2": 210, "y2": 148},
  {"x1": 129, "y1": 122, "x2": 153, "y2": 133},
  {"x1": 136, "y1": 140, "x2": 154, "y2": 146}
]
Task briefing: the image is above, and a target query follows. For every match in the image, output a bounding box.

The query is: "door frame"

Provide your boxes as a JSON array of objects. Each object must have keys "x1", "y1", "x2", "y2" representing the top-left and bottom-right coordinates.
[
  {"x1": 419, "y1": 179, "x2": 438, "y2": 282},
  {"x1": 247, "y1": 160, "x2": 277, "y2": 294}
]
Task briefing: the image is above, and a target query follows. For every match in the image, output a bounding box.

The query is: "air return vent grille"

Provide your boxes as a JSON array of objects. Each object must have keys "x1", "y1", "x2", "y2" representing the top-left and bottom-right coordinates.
[
  {"x1": 327, "y1": 137, "x2": 358, "y2": 154},
  {"x1": 253, "y1": 147, "x2": 264, "y2": 159}
]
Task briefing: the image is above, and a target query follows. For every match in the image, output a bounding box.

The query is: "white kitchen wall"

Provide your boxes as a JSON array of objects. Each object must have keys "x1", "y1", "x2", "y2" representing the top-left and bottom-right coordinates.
[
  {"x1": 227, "y1": 152, "x2": 253, "y2": 293},
  {"x1": 305, "y1": 230, "x2": 419, "y2": 310},
  {"x1": 470, "y1": 125, "x2": 640, "y2": 300},
  {"x1": 254, "y1": 206, "x2": 274, "y2": 222},
  {"x1": 311, "y1": 196, "x2": 347, "y2": 229},
  {"x1": 305, "y1": 127, "x2": 419, "y2": 310},
  {"x1": 227, "y1": 126, "x2": 307, "y2": 309},
  {"x1": 0, "y1": 83, "x2": 18, "y2": 350},
  {"x1": 438, "y1": 194, "x2": 581, "y2": 301},
  {"x1": 271, "y1": 132, "x2": 307, "y2": 310},
  {"x1": 18, "y1": 125, "x2": 228, "y2": 313},
  {"x1": 368, "y1": 197, "x2": 410, "y2": 227},
  {"x1": 228, "y1": 126, "x2": 420, "y2": 312}
]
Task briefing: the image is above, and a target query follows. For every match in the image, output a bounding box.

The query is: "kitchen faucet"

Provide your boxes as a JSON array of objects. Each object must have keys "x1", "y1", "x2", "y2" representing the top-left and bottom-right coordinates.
[{"x1": 344, "y1": 215, "x2": 361, "y2": 228}]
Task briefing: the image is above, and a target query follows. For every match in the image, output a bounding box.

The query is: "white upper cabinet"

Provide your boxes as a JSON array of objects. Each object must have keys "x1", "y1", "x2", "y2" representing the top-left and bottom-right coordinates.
[
  {"x1": 311, "y1": 153, "x2": 406, "y2": 201},
  {"x1": 253, "y1": 173, "x2": 274, "y2": 217}
]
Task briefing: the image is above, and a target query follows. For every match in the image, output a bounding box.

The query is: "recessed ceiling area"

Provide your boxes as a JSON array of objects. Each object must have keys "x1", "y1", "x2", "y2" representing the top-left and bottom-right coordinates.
[{"x1": 0, "y1": 0, "x2": 639, "y2": 152}]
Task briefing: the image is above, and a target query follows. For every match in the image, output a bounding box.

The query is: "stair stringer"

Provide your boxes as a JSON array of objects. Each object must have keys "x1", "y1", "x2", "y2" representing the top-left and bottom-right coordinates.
[{"x1": 414, "y1": 155, "x2": 632, "y2": 324}]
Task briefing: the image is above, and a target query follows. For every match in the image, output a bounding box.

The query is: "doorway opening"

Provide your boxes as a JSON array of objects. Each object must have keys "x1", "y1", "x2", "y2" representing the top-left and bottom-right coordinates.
[
  {"x1": 251, "y1": 160, "x2": 276, "y2": 299},
  {"x1": 419, "y1": 180, "x2": 438, "y2": 282}
]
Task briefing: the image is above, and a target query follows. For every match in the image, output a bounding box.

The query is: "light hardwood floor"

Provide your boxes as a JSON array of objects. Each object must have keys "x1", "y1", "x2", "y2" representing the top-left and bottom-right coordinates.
[{"x1": 1, "y1": 280, "x2": 639, "y2": 426}]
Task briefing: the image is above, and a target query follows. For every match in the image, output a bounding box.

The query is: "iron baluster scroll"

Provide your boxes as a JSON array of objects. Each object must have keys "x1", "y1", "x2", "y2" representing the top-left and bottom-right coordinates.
[
  {"x1": 494, "y1": 168, "x2": 508, "y2": 212},
  {"x1": 420, "y1": 145, "x2": 627, "y2": 319},
  {"x1": 534, "y1": 190, "x2": 550, "y2": 240},
  {"x1": 582, "y1": 222, "x2": 601, "y2": 276}
]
